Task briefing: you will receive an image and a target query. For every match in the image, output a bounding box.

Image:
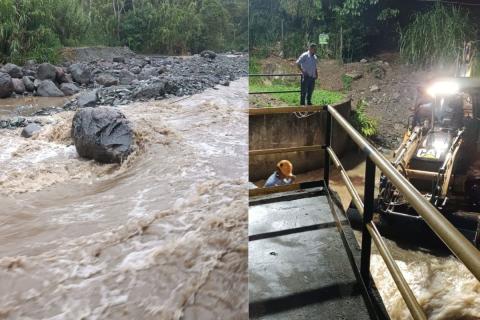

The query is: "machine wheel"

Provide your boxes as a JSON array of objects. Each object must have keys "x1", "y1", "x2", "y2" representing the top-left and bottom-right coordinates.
[{"x1": 346, "y1": 202, "x2": 363, "y2": 231}]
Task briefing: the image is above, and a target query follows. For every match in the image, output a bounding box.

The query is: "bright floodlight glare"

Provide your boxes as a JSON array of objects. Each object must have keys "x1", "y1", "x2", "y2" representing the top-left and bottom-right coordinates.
[
  {"x1": 432, "y1": 139, "x2": 449, "y2": 153},
  {"x1": 426, "y1": 80, "x2": 459, "y2": 97}
]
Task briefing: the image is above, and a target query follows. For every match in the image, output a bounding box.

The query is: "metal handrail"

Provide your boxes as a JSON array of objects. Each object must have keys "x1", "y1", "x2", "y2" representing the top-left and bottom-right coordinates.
[
  {"x1": 324, "y1": 104, "x2": 480, "y2": 319},
  {"x1": 249, "y1": 73, "x2": 302, "y2": 77},
  {"x1": 326, "y1": 104, "x2": 480, "y2": 280},
  {"x1": 247, "y1": 102, "x2": 480, "y2": 319}
]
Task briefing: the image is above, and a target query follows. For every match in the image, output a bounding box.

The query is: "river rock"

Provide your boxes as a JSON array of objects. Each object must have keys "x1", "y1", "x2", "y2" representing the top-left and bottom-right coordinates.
[
  {"x1": 37, "y1": 80, "x2": 64, "y2": 97},
  {"x1": 345, "y1": 72, "x2": 362, "y2": 80},
  {"x1": 65, "y1": 73, "x2": 74, "y2": 83},
  {"x1": 200, "y1": 50, "x2": 216, "y2": 59},
  {"x1": 12, "y1": 78, "x2": 25, "y2": 94},
  {"x1": 23, "y1": 69, "x2": 36, "y2": 77},
  {"x1": 2, "y1": 63, "x2": 23, "y2": 78},
  {"x1": 119, "y1": 70, "x2": 136, "y2": 85},
  {"x1": 0, "y1": 72, "x2": 13, "y2": 98},
  {"x1": 71, "y1": 107, "x2": 133, "y2": 163},
  {"x1": 96, "y1": 73, "x2": 119, "y2": 87},
  {"x1": 37, "y1": 63, "x2": 57, "y2": 80},
  {"x1": 21, "y1": 123, "x2": 41, "y2": 138},
  {"x1": 69, "y1": 63, "x2": 91, "y2": 84},
  {"x1": 55, "y1": 66, "x2": 68, "y2": 83},
  {"x1": 131, "y1": 66, "x2": 141, "y2": 74},
  {"x1": 33, "y1": 79, "x2": 41, "y2": 89},
  {"x1": 133, "y1": 81, "x2": 166, "y2": 99},
  {"x1": 60, "y1": 83, "x2": 80, "y2": 96},
  {"x1": 113, "y1": 56, "x2": 125, "y2": 63},
  {"x1": 77, "y1": 89, "x2": 97, "y2": 108},
  {"x1": 138, "y1": 67, "x2": 161, "y2": 80},
  {"x1": 22, "y1": 76, "x2": 35, "y2": 92}
]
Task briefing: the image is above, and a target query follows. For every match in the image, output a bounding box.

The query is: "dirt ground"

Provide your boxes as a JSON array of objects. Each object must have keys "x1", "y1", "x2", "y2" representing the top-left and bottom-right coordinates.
[{"x1": 253, "y1": 53, "x2": 457, "y2": 149}]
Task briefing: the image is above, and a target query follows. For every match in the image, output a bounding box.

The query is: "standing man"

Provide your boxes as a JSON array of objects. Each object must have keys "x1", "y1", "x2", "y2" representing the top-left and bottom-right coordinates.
[{"x1": 296, "y1": 43, "x2": 318, "y2": 105}]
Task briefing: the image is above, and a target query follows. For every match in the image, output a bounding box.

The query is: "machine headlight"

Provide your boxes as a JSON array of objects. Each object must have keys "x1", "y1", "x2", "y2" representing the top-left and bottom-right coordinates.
[{"x1": 426, "y1": 80, "x2": 459, "y2": 97}]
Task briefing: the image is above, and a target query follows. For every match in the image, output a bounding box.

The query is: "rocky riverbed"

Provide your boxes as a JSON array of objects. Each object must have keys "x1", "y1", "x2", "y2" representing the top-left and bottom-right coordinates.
[{"x1": 0, "y1": 51, "x2": 247, "y2": 129}]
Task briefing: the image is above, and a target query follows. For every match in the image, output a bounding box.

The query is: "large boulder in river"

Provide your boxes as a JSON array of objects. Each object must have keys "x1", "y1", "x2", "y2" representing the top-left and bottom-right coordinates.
[
  {"x1": 2, "y1": 63, "x2": 23, "y2": 78},
  {"x1": 37, "y1": 80, "x2": 64, "y2": 97},
  {"x1": 77, "y1": 89, "x2": 97, "y2": 108},
  {"x1": 21, "y1": 123, "x2": 41, "y2": 138},
  {"x1": 119, "y1": 70, "x2": 136, "y2": 85},
  {"x1": 69, "y1": 63, "x2": 91, "y2": 84},
  {"x1": 72, "y1": 107, "x2": 133, "y2": 163},
  {"x1": 138, "y1": 67, "x2": 163, "y2": 80},
  {"x1": 55, "y1": 66, "x2": 68, "y2": 83},
  {"x1": 0, "y1": 72, "x2": 13, "y2": 98},
  {"x1": 132, "y1": 81, "x2": 166, "y2": 99},
  {"x1": 37, "y1": 63, "x2": 57, "y2": 80},
  {"x1": 60, "y1": 83, "x2": 80, "y2": 96},
  {"x1": 22, "y1": 76, "x2": 35, "y2": 92},
  {"x1": 95, "y1": 73, "x2": 119, "y2": 87},
  {"x1": 12, "y1": 78, "x2": 25, "y2": 94}
]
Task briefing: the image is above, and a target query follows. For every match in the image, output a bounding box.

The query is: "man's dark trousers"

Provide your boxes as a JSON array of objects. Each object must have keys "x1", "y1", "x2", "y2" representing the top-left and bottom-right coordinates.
[{"x1": 300, "y1": 75, "x2": 315, "y2": 105}]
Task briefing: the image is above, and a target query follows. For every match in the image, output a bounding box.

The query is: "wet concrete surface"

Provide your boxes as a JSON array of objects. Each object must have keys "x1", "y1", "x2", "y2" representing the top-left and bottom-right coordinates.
[{"x1": 249, "y1": 191, "x2": 372, "y2": 320}]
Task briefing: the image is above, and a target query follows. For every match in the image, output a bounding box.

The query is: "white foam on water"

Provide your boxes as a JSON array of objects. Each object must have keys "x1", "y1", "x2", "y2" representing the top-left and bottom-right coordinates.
[
  {"x1": 0, "y1": 78, "x2": 248, "y2": 319},
  {"x1": 371, "y1": 250, "x2": 480, "y2": 320}
]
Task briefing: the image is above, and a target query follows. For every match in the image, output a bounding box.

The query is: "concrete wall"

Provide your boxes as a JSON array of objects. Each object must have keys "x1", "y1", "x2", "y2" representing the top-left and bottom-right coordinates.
[{"x1": 249, "y1": 100, "x2": 352, "y2": 181}]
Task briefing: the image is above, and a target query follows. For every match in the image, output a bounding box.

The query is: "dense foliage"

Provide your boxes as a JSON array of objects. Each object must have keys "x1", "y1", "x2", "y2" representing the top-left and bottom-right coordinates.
[
  {"x1": 0, "y1": 0, "x2": 247, "y2": 63},
  {"x1": 249, "y1": 0, "x2": 400, "y2": 61},
  {"x1": 400, "y1": 4, "x2": 476, "y2": 68},
  {"x1": 351, "y1": 99, "x2": 378, "y2": 138}
]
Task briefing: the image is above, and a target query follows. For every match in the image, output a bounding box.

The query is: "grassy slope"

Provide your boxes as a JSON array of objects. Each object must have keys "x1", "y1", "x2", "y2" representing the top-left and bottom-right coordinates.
[{"x1": 249, "y1": 83, "x2": 344, "y2": 106}]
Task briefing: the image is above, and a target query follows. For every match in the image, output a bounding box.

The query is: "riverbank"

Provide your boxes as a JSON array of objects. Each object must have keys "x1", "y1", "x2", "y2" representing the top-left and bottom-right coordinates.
[{"x1": 0, "y1": 51, "x2": 247, "y2": 129}]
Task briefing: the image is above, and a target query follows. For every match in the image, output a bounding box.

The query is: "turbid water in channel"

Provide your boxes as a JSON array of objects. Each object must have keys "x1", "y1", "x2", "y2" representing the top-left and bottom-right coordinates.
[
  {"x1": 0, "y1": 79, "x2": 248, "y2": 319},
  {"x1": 370, "y1": 245, "x2": 480, "y2": 320},
  {"x1": 0, "y1": 96, "x2": 71, "y2": 117}
]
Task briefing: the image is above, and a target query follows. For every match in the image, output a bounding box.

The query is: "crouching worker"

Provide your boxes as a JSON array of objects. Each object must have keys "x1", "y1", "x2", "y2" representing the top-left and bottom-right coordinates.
[{"x1": 264, "y1": 160, "x2": 296, "y2": 187}]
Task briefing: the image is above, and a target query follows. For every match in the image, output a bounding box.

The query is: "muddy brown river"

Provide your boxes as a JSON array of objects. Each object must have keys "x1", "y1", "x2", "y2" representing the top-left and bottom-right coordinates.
[
  {"x1": 0, "y1": 96, "x2": 71, "y2": 117},
  {"x1": 0, "y1": 79, "x2": 248, "y2": 319}
]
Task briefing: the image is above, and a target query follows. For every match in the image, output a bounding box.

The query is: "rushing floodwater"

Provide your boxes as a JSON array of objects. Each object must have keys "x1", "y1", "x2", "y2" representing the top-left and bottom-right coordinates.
[
  {"x1": 281, "y1": 161, "x2": 479, "y2": 320},
  {"x1": 0, "y1": 79, "x2": 248, "y2": 319},
  {"x1": 370, "y1": 242, "x2": 480, "y2": 320}
]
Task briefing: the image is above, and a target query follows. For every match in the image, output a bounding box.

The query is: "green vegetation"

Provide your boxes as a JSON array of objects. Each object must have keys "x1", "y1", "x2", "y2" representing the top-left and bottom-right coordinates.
[
  {"x1": 341, "y1": 74, "x2": 353, "y2": 92},
  {"x1": 351, "y1": 99, "x2": 378, "y2": 137},
  {"x1": 400, "y1": 4, "x2": 475, "y2": 68},
  {"x1": 249, "y1": 0, "x2": 400, "y2": 62},
  {"x1": 250, "y1": 1, "x2": 479, "y2": 71},
  {"x1": 0, "y1": 0, "x2": 247, "y2": 64},
  {"x1": 250, "y1": 83, "x2": 344, "y2": 106},
  {"x1": 249, "y1": 57, "x2": 262, "y2": 85}
]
